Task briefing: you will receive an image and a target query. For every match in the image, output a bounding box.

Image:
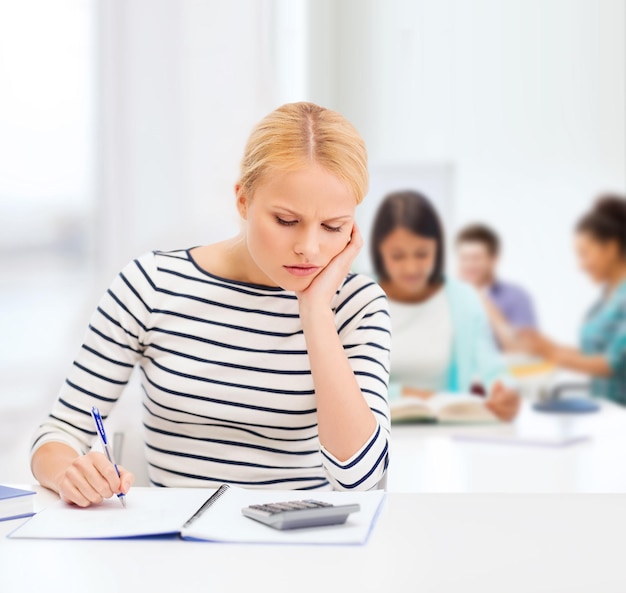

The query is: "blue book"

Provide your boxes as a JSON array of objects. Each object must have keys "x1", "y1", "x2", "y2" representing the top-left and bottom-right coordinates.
[{"x1": 0, "y1": 485, "x2": 36, "y2": 522}]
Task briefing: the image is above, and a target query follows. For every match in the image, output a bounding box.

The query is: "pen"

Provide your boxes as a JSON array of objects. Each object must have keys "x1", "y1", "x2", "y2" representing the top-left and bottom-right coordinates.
[{"x1": 91, "y1": 406, "x2": 126, "y2": 508}]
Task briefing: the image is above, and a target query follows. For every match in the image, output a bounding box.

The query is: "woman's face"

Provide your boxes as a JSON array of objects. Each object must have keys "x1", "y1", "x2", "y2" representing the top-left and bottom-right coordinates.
[
  {"x1": 575, "y1": 231, "x2": 621, "y2": 284},
  {"x1": 378, "y1": 227, "x2": 438, "y2": 296},
  {"x1": 238, "y1": 163, "x2": 355, "y2": 290}
]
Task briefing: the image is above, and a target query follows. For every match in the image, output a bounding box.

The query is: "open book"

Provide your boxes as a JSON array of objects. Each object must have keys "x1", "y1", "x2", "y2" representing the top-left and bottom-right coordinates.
[
  {"x1": 9, "y1": 485, "x2": 385, "y2": 545},
  {"x1": 390, "y1": 392, "x2": 498, "y2": 424}
]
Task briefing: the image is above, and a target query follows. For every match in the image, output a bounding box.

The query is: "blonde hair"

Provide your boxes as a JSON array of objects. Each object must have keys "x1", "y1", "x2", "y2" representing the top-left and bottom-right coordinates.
[{"x1": 238, "y1": 102, "x2": 368, "y2": 204}]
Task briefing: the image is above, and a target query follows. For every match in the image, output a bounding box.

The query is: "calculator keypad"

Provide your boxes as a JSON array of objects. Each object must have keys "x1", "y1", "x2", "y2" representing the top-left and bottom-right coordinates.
[{"x1": 248, "y1": 500, "x2": 333, "y2": 515}]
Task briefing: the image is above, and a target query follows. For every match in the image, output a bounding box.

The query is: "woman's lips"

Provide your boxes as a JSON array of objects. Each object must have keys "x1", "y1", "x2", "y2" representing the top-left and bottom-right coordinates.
[
  {"x1": 402, "y1": 275, "x2": 426, "y2": 284},
  {"x1": 283, "y1": 265, "x2": 320, "y2": 277}
]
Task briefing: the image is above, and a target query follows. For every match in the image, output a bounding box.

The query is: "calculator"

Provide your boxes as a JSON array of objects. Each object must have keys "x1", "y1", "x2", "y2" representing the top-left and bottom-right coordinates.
[{"x1": 241, "y1": 499, "x2": 361, "y2": 530}]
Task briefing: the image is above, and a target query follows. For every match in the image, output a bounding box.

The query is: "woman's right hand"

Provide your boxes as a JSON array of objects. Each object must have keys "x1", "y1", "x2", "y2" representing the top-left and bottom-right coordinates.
[
  {"x1": 55, "y1": 451, "x2": 134, "y2": 507},
  {"x1": 485, "y1": 381, "x2": 521, "y2": 422}
]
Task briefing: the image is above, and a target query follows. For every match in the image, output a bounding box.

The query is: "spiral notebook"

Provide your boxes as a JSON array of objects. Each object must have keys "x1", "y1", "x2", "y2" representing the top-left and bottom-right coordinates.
[{"x1": 8, "y1": 485, "x2": 385, "y2": 545}]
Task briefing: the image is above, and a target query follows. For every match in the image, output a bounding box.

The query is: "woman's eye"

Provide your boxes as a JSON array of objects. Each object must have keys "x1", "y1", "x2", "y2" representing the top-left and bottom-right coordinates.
[
  {"x1": 276, "y1": 217, "x2": 297, "y2": 226},
  {"x1": 322, "y1": 224, "x2": 342, "y2": 233}
]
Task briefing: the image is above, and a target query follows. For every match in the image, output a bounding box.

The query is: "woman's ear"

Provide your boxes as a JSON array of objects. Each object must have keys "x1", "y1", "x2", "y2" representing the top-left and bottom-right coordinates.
[{"x1": 235, "y1": 184, "x2": 249, "y2": 220}]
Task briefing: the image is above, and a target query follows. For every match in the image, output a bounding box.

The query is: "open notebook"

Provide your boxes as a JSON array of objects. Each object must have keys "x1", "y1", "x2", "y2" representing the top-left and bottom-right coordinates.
[
  {"x1": 390, "y1": 392, "x2": 499, "y2": 424},
  {"x1": 9, "y1": 486, "x2": 385, "y2": 545}
]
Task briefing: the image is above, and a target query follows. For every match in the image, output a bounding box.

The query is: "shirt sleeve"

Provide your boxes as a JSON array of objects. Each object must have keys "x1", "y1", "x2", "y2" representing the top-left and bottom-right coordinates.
[
  {"x1": 503, "y1": 286, "x2": 538, "y2": 329},
  {"x1": 605, "y1": 302, "x2": 626, "y2": 375},
  {"x1": 319, "y1": 274, "x2": 391, "y2": 491},
  {"x1": 30, "y1": 253, "x2": 156, "y2": 458}
]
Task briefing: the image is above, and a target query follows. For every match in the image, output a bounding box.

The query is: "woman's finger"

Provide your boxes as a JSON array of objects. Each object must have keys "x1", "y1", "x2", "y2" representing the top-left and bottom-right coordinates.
[
  {"x1": 88, "y1": 452, "x2": 124, "y2": 492},
  {"x1": 59, "y1": 481, "x2": 92, "y2": 508},
  {"x1": 329, "y1": 222, "x2": 362, "y2": 272},
  {"x1": 118, "y1": 466, "x2": 135, "y2": 494},
  {"x1": 62, "y1": 463, "x2": 105, "y2": 505}
]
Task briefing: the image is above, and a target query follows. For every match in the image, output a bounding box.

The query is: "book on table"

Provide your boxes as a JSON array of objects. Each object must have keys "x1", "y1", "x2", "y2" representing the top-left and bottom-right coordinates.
[
  {"x1": 0, "y1": 485, "x2": 36, "y2": 522},
  {"x1": 9, "y1": 484, "x2": 385, "y2": 545},
  {"x1": 390, "y1": 392, "x2": 498, "y2": 424}
]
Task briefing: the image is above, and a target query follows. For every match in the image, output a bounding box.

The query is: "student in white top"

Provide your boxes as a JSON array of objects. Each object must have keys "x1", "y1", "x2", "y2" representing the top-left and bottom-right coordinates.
[
  {"x1": 370, "y1": 190, "x2": 520, "y2": 421},
  {"x1": 31, "y1": 102, "x2": 391, "y2": 507}
]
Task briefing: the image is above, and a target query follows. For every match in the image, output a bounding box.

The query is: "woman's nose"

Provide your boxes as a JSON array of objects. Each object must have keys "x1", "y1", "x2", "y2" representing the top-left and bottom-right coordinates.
[{"x1": 293, "y1": 227, "x2": 321, "y2": 260}]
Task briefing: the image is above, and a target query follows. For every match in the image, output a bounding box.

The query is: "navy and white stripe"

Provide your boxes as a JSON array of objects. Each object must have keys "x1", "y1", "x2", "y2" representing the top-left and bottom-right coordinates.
[{"x1": 32, "y1": 249, "x2": 391, "y2": 490}]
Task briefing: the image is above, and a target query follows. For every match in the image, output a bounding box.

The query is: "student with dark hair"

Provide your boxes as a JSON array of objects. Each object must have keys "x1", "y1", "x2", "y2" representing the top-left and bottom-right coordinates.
[
  {"x1": 456, "y1": 223, "x2": 537, "y2": 350},
  {"x1": 518, "y1": 194, "x2": 626, "y2": 404},
  {"x1": 370, "y1": 190, "x2": 520, "y2": 421}
]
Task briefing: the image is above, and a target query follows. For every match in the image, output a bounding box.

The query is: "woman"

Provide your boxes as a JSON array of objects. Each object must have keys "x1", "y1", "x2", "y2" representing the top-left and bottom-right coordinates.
[
  {"x1": 370, "y1": 190, "x2": 520, "y2": 421},
  {"x1": 31, "y1": 102, "x2": 391, "y2": 507},
  {"x1": 518, "y1": 195, "x2": 626, "y2": 405}
]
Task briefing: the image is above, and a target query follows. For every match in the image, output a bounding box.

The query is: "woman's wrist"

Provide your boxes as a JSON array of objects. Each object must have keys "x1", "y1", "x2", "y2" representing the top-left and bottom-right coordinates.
[
  {"x1": 297, "y1": 300, "x2": 334, "y2": 325},
  {"x1": 544, "y1": 341, "x2": 561, "y2": 363}
]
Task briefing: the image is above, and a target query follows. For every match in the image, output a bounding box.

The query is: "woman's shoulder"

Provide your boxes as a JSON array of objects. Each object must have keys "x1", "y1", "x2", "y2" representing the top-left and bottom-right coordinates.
[
  {"x1": 120, "y1": 248, "x2": 188, "y2": 275},
  {"x1": 444, "y1": 276, "x2": 477, "y2": 297},
  {"x1": 334, "y1": 272, "x2": 388, "y2": 313},
  {"x1": 114, "y1": 248, "x2": 200, "y2": 294}
]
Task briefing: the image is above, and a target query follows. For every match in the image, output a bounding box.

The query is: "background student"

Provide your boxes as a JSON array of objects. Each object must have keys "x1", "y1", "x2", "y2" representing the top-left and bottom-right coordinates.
[
  {"x1": 30, "y1": 102, "x2": 391, "y2": 506},
  {"x1": 370, "y1": 190, "x2": 520, "y2": 421},
  {"x1": 456, "y1": 223, "x2": 538, "y2": 351},
  {"x1": 517, "y1": 195, "x2": 626, "y2": 405}
]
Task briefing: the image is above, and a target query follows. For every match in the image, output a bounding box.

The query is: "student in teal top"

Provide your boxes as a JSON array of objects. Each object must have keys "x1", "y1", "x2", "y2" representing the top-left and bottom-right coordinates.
[
  {"x1": 370, "y1": 190, "x2": 521, "y2": 421},
  {"x1": 519, "y1": 195, "x2": 626, "y2": 405}
]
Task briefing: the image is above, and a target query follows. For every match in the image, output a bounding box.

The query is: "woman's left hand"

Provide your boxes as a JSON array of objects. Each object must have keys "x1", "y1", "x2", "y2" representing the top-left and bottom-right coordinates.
[
  {"x1": 485, "y1": 381, "x2": 521, "y2": 422},
  {"x1": 295, "y1": 223, "x2": 363, "y2": 311}
]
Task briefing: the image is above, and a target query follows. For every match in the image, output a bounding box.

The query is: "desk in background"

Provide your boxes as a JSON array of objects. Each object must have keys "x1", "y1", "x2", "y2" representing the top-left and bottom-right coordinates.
[{"x1": 389, "y1": 399, "x2": 626, "y2": 493}]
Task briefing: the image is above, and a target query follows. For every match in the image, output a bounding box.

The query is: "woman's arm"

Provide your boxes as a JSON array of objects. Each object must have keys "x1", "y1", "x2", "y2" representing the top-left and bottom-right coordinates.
[
  {"x1": 299, "y1": 305, "x2": 378, "y2": 460},
  {"x1": 30, "y1": 254, "x2": 154, "y2": 504},
  {"x1": 516, "y1": 329, "x2": 612, "y2": 377},
  {"x1": 296, "y1": 225, "x2": 376, "y2": 461},
  {"x1": 553, "y1": 349, "x2": 612, "y2": 376}
]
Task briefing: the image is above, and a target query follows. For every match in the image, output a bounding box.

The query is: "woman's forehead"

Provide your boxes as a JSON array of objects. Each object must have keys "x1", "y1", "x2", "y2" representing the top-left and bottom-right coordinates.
[
  {"x1": 252, "y1": 165, "x2": 357, "y2": 215},
  {"x1": 383, "y1": 227, "x2": 437, "y2": 245}
]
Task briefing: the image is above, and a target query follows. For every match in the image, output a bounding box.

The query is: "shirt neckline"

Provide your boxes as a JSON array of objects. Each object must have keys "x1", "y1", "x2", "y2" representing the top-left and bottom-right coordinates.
[
  {"x1": 184, "y1": 248, "x2": 288, "y2": 293},
  {"x1": 388, "y1": 284, "x2": 446, "y2": 309}
]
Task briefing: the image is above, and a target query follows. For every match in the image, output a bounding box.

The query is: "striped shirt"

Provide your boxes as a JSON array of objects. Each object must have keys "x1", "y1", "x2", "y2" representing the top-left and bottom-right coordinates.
[{"x1": 32, "y1": 249, "x2": 391, "y2": 491}]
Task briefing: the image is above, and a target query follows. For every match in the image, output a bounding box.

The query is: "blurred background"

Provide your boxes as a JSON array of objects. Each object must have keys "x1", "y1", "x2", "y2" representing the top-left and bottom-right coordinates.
[{"x1": 0, "y1": 0, "x2": 624, "y2": 481}]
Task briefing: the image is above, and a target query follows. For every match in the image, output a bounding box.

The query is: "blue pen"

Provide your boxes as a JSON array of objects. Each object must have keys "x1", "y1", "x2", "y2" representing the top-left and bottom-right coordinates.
[{"x1": 91, "y1": 406, "x2": 126, "y2": 508}]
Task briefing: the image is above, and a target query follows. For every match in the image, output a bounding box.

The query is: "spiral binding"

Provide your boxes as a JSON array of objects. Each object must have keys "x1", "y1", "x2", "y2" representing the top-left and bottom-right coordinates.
[{"x1": 183, "y1": 483, "x2": 231, "y2": 528}]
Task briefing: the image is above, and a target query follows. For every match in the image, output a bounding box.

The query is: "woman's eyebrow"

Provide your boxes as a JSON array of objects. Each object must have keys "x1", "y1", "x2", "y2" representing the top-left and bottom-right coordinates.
[
  {"x1": 323, "y1": 214, "x2": 353, "y2": 222},
  {"x1": 272, "y1": 206, "x2": 353, "y2": 222}
]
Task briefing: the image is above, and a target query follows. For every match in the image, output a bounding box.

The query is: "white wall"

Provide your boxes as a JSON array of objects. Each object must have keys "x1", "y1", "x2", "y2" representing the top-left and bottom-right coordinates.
[
  {"x1": 299, "y1": 0, "x2": 626, "y2": 342},
  {"x1": 55, "y1": 0, "x2": 626, "y2": 337},
  {"x1": 94, "y1": 0, "x2": 277, "y2": 288},
  {"x1": 93, "y1": 0, "x2": 625, "y2": 341}
]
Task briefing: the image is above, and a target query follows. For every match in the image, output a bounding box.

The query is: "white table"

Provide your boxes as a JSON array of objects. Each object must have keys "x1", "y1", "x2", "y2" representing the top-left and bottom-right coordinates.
[
  {"x1": 1, "y1": 487, "x2": 625, "y2": 593},
  {"x1": 389, "y1": 399, "x2": 626, "y2": 492}
]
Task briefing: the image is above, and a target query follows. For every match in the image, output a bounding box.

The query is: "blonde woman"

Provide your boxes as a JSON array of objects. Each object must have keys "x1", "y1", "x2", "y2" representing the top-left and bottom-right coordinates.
[{"x1": 31, "y1": 103, "x2": 391, "y2": 506}]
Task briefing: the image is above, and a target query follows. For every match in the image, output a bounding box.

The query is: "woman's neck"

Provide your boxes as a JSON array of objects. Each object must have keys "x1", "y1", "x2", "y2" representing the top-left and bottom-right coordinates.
[
  {"x1": 606, "y1": 260, "x2": 626, "y2": 291},
  {"x1": 380, "y1": 280, "x2": 443, "y2": 304},
  {"x1": 192, "y1": 235, "x2": 278, "y2": 287}
]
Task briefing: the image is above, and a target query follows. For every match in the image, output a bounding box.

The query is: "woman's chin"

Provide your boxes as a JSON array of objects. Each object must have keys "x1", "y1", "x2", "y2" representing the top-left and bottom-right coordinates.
[{"x1": 279, "y1": 276, "x2": 316, "y2": 292}]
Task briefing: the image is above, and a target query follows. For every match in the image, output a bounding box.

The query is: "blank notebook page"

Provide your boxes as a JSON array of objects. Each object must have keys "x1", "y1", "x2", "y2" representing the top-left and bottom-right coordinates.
[{"x1": 9, "y1": 488, "x2": 213, "y2": 539}]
